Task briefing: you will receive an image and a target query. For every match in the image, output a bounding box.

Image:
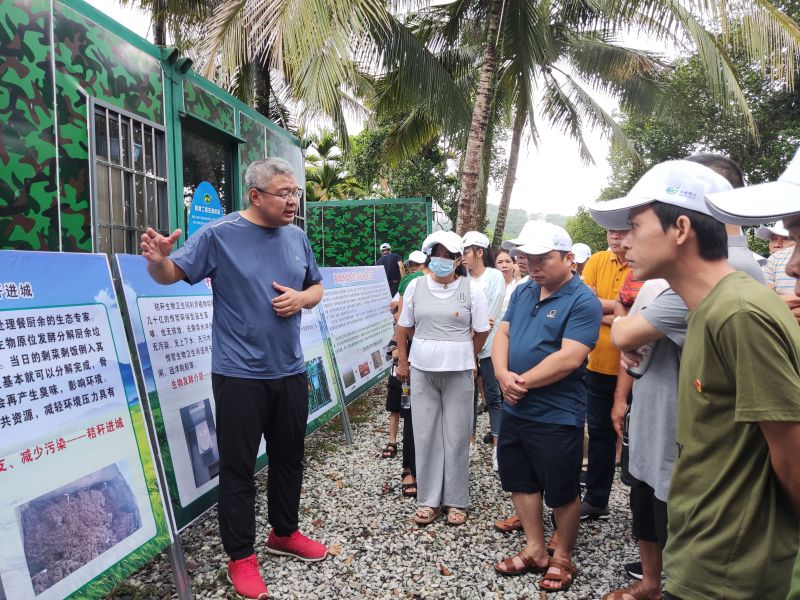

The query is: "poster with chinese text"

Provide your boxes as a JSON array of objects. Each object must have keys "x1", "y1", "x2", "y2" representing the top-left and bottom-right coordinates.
[
  {"x1": 0, "y1": 250, "x2": 170, "y2": 600},
  {"x1": 318, "y1": 267, "x2": 395, "y2": 404}
]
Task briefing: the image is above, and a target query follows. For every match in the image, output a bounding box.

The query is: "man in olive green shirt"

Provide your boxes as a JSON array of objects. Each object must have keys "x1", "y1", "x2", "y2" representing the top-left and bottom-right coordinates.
[
  {"x1": 589, "y1": 159, "x2": 800, "y2": 599},
  {"x1": 704, "y1": 148, "x2": 800, "y2": 600}
]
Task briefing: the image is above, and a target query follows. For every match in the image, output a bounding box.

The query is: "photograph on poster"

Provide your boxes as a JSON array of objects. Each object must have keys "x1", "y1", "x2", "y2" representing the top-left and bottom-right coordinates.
[
  {"x1": 370, "y1": 350, "x2": 382, "y2": 370},
  {"x1": 179, "y1": 400, "x2": 220, "y2": 487},
  {"x1": 358, "y1": 362, "x2": 371, "y2": 378},
  {"x1": 306, "y1": 357, "x2": 333, "y2": 417},
  {"x1": 18, "y1": 462, "x2": 142, "y2": 596},
  {"x1": 342, "y1": 369, "x2": 356, "y2": 389}
]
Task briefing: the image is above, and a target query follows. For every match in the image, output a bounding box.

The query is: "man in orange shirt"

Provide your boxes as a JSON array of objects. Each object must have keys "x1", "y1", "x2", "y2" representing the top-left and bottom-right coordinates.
[{"x1": 580, "y1": 229, "x2": 631, "y2": 519}]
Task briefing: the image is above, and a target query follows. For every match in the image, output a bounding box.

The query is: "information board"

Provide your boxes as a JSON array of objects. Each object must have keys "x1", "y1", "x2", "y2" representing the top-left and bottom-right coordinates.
[
  {"x1": 318, "y1": 267, "x2": 395, "y2": 404},
  {"x1": 0, "y1": 251, "x2": 170, "y2": 600},
  {"x1": 115, "y1": 255, "x2": 343, "y2": 530}
]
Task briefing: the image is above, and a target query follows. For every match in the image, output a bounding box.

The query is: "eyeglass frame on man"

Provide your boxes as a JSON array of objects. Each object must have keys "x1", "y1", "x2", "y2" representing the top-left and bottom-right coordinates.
[{"x1": 253, "y1": 186, "x2": 304, "y2": 201}]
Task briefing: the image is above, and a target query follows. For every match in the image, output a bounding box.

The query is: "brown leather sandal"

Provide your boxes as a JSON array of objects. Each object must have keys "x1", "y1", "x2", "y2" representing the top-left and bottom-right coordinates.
[
  {"x1": 494, "y1": 551, "x2": 547, "y2": 576},
  {"x1": 493, "y1": 514, "x2": 523, "y2": 533},
  {"x1": 538, "y1": 556, "x2": 577, "y2": 592}
]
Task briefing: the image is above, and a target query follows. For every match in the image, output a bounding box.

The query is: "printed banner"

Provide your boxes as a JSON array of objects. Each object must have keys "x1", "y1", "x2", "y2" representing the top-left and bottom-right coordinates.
[
  {"x1": 318, "y1": 267, "x2": 395, "y2": 404},
  {"x1": 115, "y1": 255, "x2": 342, "y2": 530},
  {"x1": 0, "y1": 250, "x2": 170, "y2": 600}
]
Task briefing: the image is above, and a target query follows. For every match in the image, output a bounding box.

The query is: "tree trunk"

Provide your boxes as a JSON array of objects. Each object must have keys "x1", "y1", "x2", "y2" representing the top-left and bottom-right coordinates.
[
  {"x1": 152, "y1": 0, "x2": 166, "y2": 46},
  {"x1": 255, "y1": 61, "x2": 271, "y2": 118},
  {"x1": 473, "y1": 115, "x2": 495, "y2": 232},
  {"x1": 491, "y1": 96, "x2": 527, "y2": 248},
  {"x1": 455, "y1": 0, "x2": 503, "y2": 235}
]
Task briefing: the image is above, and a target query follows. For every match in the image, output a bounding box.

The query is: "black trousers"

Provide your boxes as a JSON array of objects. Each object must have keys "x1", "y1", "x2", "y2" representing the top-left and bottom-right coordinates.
[
  {"x1": 584, "y1": 371, "x2": 618, "y2": 508},
  {"x1": 401, "y1": 406, "x2": 416, "y2": 477},
  {"x1": 213, "y1": 372, "x2": 309, "y2": 560}
]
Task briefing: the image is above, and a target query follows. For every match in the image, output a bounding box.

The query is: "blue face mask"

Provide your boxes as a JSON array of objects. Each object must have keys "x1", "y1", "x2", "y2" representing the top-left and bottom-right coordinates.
[{"x1": 429, "y1": 257, "x2": 456, "y2": 277}]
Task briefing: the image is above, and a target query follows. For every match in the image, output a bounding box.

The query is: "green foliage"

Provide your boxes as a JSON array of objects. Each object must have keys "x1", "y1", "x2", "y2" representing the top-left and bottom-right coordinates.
[
  {"x1": 350, "y1": 124, "x2": 459, "y2": 220},
  {"x1": 565, "y1": 207, "x2": 608, "y2": 253}
]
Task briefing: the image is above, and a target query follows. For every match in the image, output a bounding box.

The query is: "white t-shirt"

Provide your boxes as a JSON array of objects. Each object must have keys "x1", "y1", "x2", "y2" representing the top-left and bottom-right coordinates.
[
  {"x1": 501, "y1": 278, "x2": 519, "y2": 315},
  {"x1": 469, "y1": 267, "x2": 506, "y2": 359},
  {"x1": 398, "y1": 275, "x2": 490, "y2": 371}
]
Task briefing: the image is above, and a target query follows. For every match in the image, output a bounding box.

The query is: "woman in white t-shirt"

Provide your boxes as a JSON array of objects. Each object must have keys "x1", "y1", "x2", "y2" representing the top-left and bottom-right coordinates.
[
  {"x1": 396, "y1": 231, "x2": 490, "y2": 526},
  {"x1": 495, "y1": 249, "x2": 519, "y2": 322},
  {"x1": 462, "y1": 231, "x2": 507, "y2": 470}
]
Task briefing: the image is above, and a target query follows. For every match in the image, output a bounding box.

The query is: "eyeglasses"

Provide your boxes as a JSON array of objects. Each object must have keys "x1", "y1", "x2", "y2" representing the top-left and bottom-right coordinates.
[{"x1": 254, "y1": 187, "x2": 303, "y2": 201}]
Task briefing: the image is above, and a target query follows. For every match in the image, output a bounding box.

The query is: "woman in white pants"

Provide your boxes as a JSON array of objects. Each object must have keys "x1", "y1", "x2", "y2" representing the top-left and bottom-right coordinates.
[{"x1": 396, "y1": 230, "x2": 490, "y2": 526}]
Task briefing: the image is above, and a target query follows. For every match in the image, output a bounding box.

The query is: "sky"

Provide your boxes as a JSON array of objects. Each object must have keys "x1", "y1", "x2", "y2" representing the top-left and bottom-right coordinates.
[{"x1": 85, "y1": 1, "x2": 647, "y2": 218}]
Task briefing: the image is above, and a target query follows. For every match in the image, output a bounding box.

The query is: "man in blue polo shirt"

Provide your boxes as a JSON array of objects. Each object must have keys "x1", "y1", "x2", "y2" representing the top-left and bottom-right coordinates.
[{"x1": 492, "y1": 223, "x2": 602, "y2": 593}]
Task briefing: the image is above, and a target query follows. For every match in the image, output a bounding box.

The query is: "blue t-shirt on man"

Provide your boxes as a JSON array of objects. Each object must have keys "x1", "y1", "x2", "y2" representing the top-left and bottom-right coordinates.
[
  {"x1": 502, "y1": 275, "x2": 602, "y2": 427},
  {"x1": 171, "y1": 212, "x2": 322, "y2": 379}
]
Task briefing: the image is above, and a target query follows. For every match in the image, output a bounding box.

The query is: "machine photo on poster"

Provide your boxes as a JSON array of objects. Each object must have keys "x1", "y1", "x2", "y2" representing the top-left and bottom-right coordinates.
[{"x1": 179, "y1": 400, "x2": 219, "y2": 488}]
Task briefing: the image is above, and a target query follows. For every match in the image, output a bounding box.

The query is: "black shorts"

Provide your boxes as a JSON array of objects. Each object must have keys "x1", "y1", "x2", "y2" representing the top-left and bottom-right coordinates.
[
  {"x1": 629, "y1": 475, "x2": 668, "y2": 547},
  {"x1": 386, "y1": 374, "x2": 402, "y2": 412},
  {"x1": 497, "y1": 414, "x2": 582, "y2": 508}
]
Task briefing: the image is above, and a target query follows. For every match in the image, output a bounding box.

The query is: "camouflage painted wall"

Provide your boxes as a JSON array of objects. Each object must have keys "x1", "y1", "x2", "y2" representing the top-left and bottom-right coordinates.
[
  {"x1": 54, "y1": 1, "x2": 164, "y2": 251},
  {"x1": 183, "y1": 79, "x2": 235, "y2": 136},
  {"x1": 0, "y1": 0, "x2": 59, "y2": 251},
  {"x1": 306, "y1": 201, "x2": 429, "y2": 267},
  {"x1": 238, "y1": 112, "x2": 266, "y2": 206}
]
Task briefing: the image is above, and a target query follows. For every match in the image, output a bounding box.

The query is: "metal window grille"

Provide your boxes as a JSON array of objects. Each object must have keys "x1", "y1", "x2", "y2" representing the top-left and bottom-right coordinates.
[{"x1": 92, "y1": 104, "x2": 169, "y2": 254}]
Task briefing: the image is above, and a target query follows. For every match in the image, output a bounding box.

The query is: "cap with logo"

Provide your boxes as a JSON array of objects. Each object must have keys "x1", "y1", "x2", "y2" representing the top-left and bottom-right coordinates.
[
  {"x1": 705, "y1": 147, "x2": 800, "y2": 224},
  {"x1": 501, "y1": 220, "x2": 551, "y2": 250},
  {"x1": 505, "y1": 222, "x2": 573, "y2": 257},
  {"x1": 380, "y1": 242, "x2": 391, "y2": 251},
  {"x1": 462, "y1": 231, "x2": 490, "y2": 248},
  {"x1": 572, "y1": 243, "x2": 592, "y2": 264},
  {"x1": 408, "y1": 250, "x2": 428, "y2": 264},
  {"x1": 588, "y1": 160, "x2": 733, "y2": 230},
  {"x1": 756, "y1": 220, "x2": 790, "y2": 240},
  {"x1": 422, "y1": 230, "x2": 464, "y2": 255}
]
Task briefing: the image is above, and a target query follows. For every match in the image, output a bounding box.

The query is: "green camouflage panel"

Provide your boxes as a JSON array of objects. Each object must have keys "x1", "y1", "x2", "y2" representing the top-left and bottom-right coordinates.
[
  {"x1": 183, "y1": 79, "x2": 235, "y2": 135},
  {"x1": 54, "y1": 1, "x2": 165, "y2": 250},
  {"x1": 265, "y1": 126, "x2": 304, "y2": 188},
  {"x1": 238, "y1": 111, "x2": 266, "y2": 205},
  {"x1": 306, "y1": 201, "x2": 428, "y2": 266},
  {"x1": 0, "y1": 0, "x2": 59, "y2": 251}
]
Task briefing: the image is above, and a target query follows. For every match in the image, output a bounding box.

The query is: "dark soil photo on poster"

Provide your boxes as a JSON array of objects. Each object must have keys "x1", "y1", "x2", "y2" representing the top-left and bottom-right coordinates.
[{"x1": 18, "y1": 463, "x2": 142, "y2": 595}]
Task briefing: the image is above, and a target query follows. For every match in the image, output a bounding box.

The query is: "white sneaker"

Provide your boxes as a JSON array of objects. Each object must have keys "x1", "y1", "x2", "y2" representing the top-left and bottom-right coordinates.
[{"x1": 492, "y1": 446, "x2": 498, "y2": 471}]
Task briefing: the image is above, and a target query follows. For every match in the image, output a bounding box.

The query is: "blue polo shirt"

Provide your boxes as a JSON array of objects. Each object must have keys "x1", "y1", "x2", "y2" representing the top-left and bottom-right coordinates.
[{"x1": 502, "y1": 275, "x2": 602, "y2": 427}]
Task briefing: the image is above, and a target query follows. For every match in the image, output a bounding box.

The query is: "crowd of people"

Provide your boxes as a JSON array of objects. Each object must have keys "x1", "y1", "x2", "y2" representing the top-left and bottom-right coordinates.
[
  {"x1": 140, "y1": 149, "x2": 799, "y2": 599},
  {"x1": 381, "y1": 152, "x2": 799, "y2": 599}
]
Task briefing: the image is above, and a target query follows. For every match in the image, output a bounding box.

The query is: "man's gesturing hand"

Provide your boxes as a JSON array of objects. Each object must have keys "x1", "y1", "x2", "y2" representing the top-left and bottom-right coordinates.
[
  {"x1": 141, "y1": 228, "x2": 181, "y2": 263},
  {"x1": 272, "y1": 282, "x2": 306, "y2": 317}
]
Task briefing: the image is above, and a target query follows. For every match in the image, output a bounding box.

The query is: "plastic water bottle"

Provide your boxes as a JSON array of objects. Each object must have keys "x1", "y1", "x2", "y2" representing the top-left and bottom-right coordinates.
[
  {"x1": 626, "y1": 343, "x2": 655, "y2": 379},
  {"x1": 401, "y1": 381, "x2": 411, "y2": 410}
]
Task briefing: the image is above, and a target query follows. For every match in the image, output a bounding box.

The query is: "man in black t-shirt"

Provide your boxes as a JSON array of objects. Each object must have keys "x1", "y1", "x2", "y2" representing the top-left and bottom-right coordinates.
[{"x1": 376, "y1": 242, "x2": 405, "y2": 296}]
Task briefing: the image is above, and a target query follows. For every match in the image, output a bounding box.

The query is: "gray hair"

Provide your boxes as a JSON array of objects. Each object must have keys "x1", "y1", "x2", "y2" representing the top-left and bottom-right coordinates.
[{"x1": 245, "y1": 157, "x2": 295, "y2": 190}]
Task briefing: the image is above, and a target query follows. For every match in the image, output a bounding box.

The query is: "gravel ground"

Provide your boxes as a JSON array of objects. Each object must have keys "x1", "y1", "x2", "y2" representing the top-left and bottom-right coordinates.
[{"x1": 108, "y1": 383, "x2": 640, "y2": 599}]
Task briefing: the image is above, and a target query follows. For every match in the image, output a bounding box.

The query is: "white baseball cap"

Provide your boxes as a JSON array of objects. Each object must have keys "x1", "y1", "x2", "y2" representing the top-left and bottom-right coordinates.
[
  {"x1": 501, "y1": 220, "x2": 551, "y2": 250},
  {"x1": 572, "y1": 243, "x2": 592, "y2": 264},
  {"x1": 422, "y1": 230, "x2": 464, "y2": 255},
  {"x1": 408, "y1": 250, "x2": 427, "y2": 264},
  {"x1": 588, "y1": 160, "x2": 733, "y2": 230},
  {"x1": 756, "y1": 220, "x2": 790, "y2": 240},
  {"x1": 379, "y1": 242, "x2": 391, "y2": 251},
  {"x1": 508, "y1": 223, "x2": 573, "y2": 257},
  {"x1": 705, "y1": 147, "x2": 800, "y2": 224},
  {"x1": 462, "y1": 231, "x2": 490, "y2": 248}
]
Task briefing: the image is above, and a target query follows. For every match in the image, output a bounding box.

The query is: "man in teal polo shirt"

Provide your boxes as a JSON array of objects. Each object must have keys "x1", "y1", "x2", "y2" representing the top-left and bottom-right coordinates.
[{"x1": 491, "y1": 223, "x2": 602, "y2": 593}]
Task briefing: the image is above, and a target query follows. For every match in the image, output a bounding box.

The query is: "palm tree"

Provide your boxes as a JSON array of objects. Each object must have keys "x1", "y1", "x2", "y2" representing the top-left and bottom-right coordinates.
[
  {"x1": 396, "y1": 0, "x2": 800, "y2": 235},
  {"x1": 304, "y1": 130, "x2": 368, "y2": 200}
]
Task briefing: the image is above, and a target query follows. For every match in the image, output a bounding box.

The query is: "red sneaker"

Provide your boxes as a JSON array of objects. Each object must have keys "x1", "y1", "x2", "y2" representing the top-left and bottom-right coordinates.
[
  {"x1": 265, "y1": 529, "x2": 328, "y2": 562},
  {"x1": 226, "y1": 554, "x2": 269, "y2": 599}
]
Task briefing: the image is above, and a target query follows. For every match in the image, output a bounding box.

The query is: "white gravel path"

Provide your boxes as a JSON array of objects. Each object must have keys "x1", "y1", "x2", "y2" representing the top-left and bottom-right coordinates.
[{"x1": 109, "y1": 383, "x2": 641, "y2": 599}]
